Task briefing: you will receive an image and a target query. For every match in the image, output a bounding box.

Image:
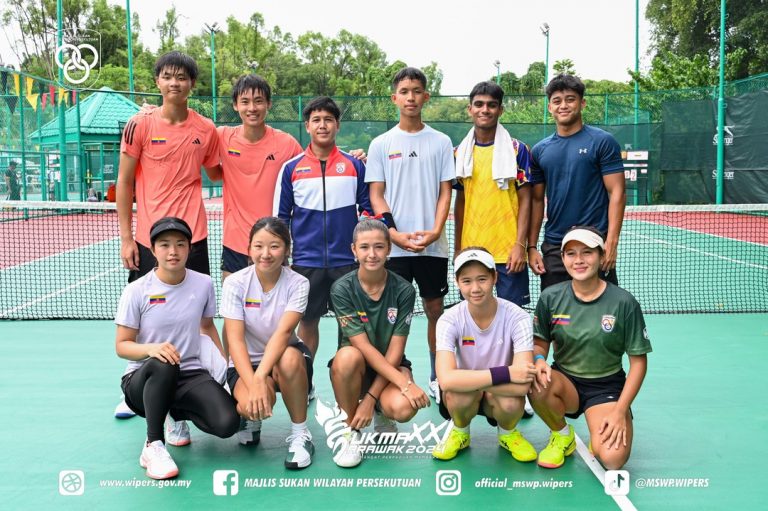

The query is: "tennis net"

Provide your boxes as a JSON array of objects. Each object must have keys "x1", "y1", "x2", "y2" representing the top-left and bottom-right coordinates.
[{"x1": 1, "y1": 200, "x2": 767, "y2": 319}]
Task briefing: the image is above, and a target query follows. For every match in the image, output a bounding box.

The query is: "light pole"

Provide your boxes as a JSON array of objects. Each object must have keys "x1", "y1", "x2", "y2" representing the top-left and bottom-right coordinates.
[
  {"x1": 493, "y1": 60, "x2": 501, "y2": 85},
  {"x1": 540, "y1": 23, "x2": 550, "y2": 127},
  {"x1": 126, "y1": 0, "x2": 134, "y2": 96},
  {"x1": 204, "y1": 22, "x2": 219, "y2": 122},
  {"x1": 715, "y1": 0, "x2": 726, "y2": 204}
]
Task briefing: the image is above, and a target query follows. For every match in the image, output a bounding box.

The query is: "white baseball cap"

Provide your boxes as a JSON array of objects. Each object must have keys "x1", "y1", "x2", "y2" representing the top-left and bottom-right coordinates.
[
  {"x1": 454, "y1": 249, "x2": 495, "y2": 275},
  {"x1": 561, "y1": 228, "x2": 605, "y2": 251}
]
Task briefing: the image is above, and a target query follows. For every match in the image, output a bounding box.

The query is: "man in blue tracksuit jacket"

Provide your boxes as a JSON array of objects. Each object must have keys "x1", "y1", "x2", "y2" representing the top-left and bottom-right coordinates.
[{"x1": 277, "y1": 96, "x2": 372, "y2": 371}]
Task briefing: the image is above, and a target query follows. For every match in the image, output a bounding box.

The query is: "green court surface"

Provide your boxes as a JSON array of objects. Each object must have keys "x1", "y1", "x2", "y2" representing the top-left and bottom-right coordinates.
[{"x1": 1, "y1": 314, "x2": 765, "y2": 510}]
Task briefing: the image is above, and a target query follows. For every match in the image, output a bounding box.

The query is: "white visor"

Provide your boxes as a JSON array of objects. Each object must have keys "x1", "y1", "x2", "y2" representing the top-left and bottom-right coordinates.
[
  {"x1": 454, "y1": 249, "x2": 496, "y2": 275},
  {"x1": 561, "y1": 228, "x2": 605, "y2": 251}
]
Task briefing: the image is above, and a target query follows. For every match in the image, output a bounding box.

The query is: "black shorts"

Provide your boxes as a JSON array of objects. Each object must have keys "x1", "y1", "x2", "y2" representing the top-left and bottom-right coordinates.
[
  {"x1": 221, "y1": 245, "x2": 251, "y2": 274},
  {"x1": 386, "y1": 256, "x2": 448, "y2": 299},
  {"x1": 539, "y1": 241, "x2": 618, "y2": 291},
  {"x1": 552, "y1": 362, "x2": 628, "y2": 419},
  {"x1": 226, "y1": 342, "x2": 313, "y2": 393},
  {"x1": 327, "y1": 355, "x2": 412, "y2": 397},
  {"x1": 121, "y1": 368, "x2": 213, "y2": 415},
  {"x1": 438, "y1": 387, "x2": 498, "y2": 427},
  {"x1": 292, "y1": 264, "x2": 357, "y2": 320},
  {"x1": 129, "y1": 238, "x2": 210, "y2": 283}
]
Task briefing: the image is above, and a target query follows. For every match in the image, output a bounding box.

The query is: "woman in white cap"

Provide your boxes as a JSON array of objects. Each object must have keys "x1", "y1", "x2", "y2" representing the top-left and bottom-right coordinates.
[
  {"x1": 529, "y1": 225, "x2": 651, "y2": 470},
  {"x1": 220, "y1": 216, "x2": 315, "y2": 470},
  {"x1": 115, "y1": 217, "x2": 239, "y2": 480},
  {"x1": 433, "y1": 246, "x2": 538, "y2": 462},
  {"x1": 329, "y1": 218, "x2": 430, "y2": 468}
]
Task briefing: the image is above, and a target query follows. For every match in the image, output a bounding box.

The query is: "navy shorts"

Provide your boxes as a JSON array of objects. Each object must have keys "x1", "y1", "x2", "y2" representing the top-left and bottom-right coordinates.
[
  {"x1": 226, "y1": 342, "x2": 313, "y2": 394},
  {"x1": 221, "y1": 245, "x2": 251, "y2": 274},
  {"x1": 387, "y1": 256, "x2": 448, "y2": 299},
  {"x1": 552, "y1": 362, "x2": 628, "y2": 419},
  {"x1": 292, "y1": 264, "x2": 357, "y2": 320}
]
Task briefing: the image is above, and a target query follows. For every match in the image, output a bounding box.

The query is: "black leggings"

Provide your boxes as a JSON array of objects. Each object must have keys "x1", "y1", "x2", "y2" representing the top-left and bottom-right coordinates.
[{"x1": 122, "y1": 358, "x2": 239, "y2": 443}]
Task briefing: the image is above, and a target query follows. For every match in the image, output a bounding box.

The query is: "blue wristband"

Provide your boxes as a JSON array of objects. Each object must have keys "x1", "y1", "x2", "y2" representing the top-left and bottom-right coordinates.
[{"x1": 534, "y1": 355, "x2": 546, "y2": 363}]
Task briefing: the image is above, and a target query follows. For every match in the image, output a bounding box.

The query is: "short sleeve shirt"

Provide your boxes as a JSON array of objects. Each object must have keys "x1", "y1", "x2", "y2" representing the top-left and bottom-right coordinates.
[
  {"x1": 121, "y1": 109, "x2": 221, "y2": 246},
  {"x1": 365, "y1": 125, "x2": 455, "y2": 258},
  {"x1": 457, "y1": 140, "x2": 532, "y2": 263},
  {"x1": 530, "y1": 125, "x2": 624, "y2": 244},
  {"x1": 217, "y1": 126, "x2": 302, "y2": 254},
  {"x1": 330, "y1": 270, "x2": 416, "y2": 354},
  {"x1": 436, "y1": 298, "x2": 533, "y2": 369},
  {"x1": 533, "y1": 281, "x2": 652, "y2": 378},
  {"x1": 220, "y1": 265, "x2": 309, "y2": 366},
  {"x1": 115, "y1": 269, "x2": 217, "y2": 374}
]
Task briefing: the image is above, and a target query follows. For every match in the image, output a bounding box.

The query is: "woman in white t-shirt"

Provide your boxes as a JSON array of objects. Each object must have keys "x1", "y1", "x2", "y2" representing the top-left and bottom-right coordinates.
[
  {"x1": 115, "y1": 217, "x2": 239, "y2": 480},
  {"x1": 220, "y1": 216, "x2": 314, "y2": 470},
  {"x1": 433, "y1": 247, "x2": 537, "y2": 462}
]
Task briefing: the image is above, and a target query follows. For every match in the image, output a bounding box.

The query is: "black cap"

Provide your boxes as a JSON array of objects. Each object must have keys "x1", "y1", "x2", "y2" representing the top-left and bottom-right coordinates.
[
  {"x1": 149, "y1": 217, "x2": 192, "y2": 244},
  {"x1": 8, "y1": 161, "x2": 17, "y2": 167}
]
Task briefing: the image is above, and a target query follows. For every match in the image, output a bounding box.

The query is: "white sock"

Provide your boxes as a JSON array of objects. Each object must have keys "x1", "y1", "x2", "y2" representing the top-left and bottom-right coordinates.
[
  {"x1": 291, "y1": 421, "x2": 308, "y2": 436},
  {"x1": 557, "y1": 424, "x2": 570, "y2": 436},
  {"x1": 453, "y1": 423, "x2": 470, "y2": 434},
  {"x1": 497, "y1": 425, "x2": 515, "y2": 436}
]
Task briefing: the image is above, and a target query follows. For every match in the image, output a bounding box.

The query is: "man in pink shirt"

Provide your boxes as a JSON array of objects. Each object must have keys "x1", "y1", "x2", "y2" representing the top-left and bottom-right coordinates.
[{"x1": 117, "y1": 51, "x2": 221, "y2": 282}]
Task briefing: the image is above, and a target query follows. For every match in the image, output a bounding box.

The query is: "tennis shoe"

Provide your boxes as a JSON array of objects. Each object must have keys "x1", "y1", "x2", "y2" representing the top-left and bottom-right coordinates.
[{"x1": 537, "y1": 425, "x2": 576, "y2": 468}]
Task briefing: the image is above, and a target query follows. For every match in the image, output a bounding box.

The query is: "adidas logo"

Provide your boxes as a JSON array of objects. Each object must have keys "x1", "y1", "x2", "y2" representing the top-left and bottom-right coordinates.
[
  {"x1": 192, "y1": 138, "x2": 201, "y2": 145},
  {"x1": 266, "y1": 154, "x2": 275, "y2": 161},
  {"x1": 408, "y1": 151, "x2": 418, "y2": 157}
]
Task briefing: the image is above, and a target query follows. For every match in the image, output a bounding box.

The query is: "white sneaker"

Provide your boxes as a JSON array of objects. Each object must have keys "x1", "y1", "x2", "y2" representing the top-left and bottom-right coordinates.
[
  {"x1": 238, "y1": 418, "x2": 262, "y2": 446},
  {"x1": 523, "y1": 395, "x2": 534, "y2": 418},
  {"x1": 307, "y1": 383, "x2": 316, "y2": 402},
  {"x1": 285, "y1": 430, "x2": 314, "y2": 469},
  {"x1": 114, "y1": 398, "x2": 136, "y2": 419},
  {"x1": 164, "y1": 415, "x2": 190, "y2": 446},
  {"x1": 373, "y1": 411, "x2": 397, "y2": 434},
  {"x1": 333, "y1": 430, "x2": 363, "y2": 468},
  {"x1": 428, "y1": 379, "x2": 441, "y2": 405},
  {"x1": 140, "y1": 440, "x2": 179, "y2": 479}
]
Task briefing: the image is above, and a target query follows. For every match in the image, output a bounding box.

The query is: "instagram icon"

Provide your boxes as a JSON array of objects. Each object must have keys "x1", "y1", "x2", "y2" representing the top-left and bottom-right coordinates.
[{"x1": 435, "y1": 470, "x2": 462, "y2": 496}]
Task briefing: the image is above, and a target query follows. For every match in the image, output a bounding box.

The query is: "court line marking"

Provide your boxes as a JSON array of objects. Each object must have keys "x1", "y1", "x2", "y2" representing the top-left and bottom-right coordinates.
[
  {"x1": 626, "y1": 219, "x2": 768, "y2": 249},
  {"x1": 0, "y1": 237, "x2": 120, "y2": 271},
  {"x1": 623, "y1": 231, "x2": 768, "y2": 271},
  {"x1": 574, "y1": 433, "x2": 637, "y2": 511},
  {"x1": 0, "y1": 265, "x2": 123, "y2": 317}
]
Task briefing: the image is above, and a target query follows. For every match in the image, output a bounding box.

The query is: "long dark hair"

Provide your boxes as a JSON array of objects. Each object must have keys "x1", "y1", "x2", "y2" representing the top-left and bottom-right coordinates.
[{"x1": 249, "y1": 216, "x2": 291, "y2": 265}]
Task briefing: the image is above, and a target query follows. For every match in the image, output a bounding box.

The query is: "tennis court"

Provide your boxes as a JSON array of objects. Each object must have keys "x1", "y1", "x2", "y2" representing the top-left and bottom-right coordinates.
[{"x1": 1, "y1": 200, "x2": 767, "y2": 509}]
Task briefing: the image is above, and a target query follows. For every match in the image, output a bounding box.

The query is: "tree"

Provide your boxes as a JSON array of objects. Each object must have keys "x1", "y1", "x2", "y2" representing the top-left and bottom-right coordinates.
[
  {"x1": 553, "y1": 59, "x2": 576, "y2": 76},
  {"x1": 646, "y1": 0, "x2": 768, "y2": 80},
  {"x1": 520, "y1": 62, "x2": 546, "y2": 94},
  {"x1": 155, "y1": 5, "x2": 181, "y2": 54}
]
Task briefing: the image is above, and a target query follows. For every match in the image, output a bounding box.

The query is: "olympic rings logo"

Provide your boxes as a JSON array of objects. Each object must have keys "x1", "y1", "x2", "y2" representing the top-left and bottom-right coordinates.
[{"x1": 55, "y1": 43, "x2": 100, "y2": 85}]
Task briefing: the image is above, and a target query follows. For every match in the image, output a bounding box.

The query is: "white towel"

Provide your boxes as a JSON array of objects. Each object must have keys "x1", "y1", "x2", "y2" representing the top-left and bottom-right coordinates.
[
  {"x1": 454, "y1": 123, "x2": 519, "y2": 190},
  {"x1": 199, "y1": 334, "x2": 228, "y2": 385}
]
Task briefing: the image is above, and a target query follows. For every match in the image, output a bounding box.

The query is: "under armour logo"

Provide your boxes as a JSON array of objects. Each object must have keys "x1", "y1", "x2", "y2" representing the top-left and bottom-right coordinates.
[
  {"x1": 192, "y1": 138, "x2": 201, "y2": 145},
  {"x1": 266, "y1": 154, "x2": 275, "y2": 161},
  {"x1": 578, "y1": 148, "x2": 588, "y2": 154},
  {"x1": 408, "y1": 151, "x2": 418, "y2": 157}
]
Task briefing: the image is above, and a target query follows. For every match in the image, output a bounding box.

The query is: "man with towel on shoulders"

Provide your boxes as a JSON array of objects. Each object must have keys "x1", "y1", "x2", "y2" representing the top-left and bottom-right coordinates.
[{"x1": 453, "y1": 80, "x2": 532, "y2": 308}]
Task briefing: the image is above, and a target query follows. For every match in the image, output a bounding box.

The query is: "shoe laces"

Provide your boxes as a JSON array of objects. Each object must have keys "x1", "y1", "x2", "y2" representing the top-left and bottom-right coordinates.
[
  {"x1": 149, "y1": 441, "x2": 172, "y2": 461},
  {"x1": 286, "y1": 430, "x2": 311, "y2": 448}
]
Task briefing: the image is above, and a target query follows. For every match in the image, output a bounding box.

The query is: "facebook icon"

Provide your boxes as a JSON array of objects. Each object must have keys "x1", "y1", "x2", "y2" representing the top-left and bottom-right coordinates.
[{"x1": 213, "y1": 470, "x2": 239, "y2": 496}]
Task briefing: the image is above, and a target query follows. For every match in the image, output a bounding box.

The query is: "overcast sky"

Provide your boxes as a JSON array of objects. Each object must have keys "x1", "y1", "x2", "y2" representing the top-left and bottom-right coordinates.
[{"x1": 0, "y1": 0, "x2": 652, "y2": 95}]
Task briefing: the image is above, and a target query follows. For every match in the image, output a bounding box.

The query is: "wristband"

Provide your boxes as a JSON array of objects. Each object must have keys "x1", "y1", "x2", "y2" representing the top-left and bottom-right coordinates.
[
  {"x1": 366, "y1": 391, "x2": 378, "y2": 402},
  {"x1": 534, "y1": 354, "x2": 546, "y2": 363},
  {"x1": 516, "y1": 241, "x2": 527, "y2": 250},
  {"x1": 527, "y1": 245, "x2": 537, "y2": 251},
  {"x1": 489, "y1": 366, "x2": 511, "y2": 386},
  {"x1": 382, "y1": 212, "x2": 397, "y2": 230}
]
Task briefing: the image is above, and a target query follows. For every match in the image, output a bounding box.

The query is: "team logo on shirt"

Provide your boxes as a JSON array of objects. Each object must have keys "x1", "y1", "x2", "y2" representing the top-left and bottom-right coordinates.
[
  {"x1": 388, "y1": 151, "x2": 402, "y2": 160},
  {"x1": 227, "y1": 148, "x2": 241, "y2": 157},
  {"x1": 387, "y1": 307, "x2": 398, "y2": 324},
  {"x1": 336, "y1": 162, "x2": 346, "y2": 174},
  {"x1": 337, "y1": 315, "x2": 353, "y2": 327},
  {"x1": 150, "y1": 137, "x2": 166, "y2": 145},
  {"x1": 461, "y1": 336, "x2": 476, "y2": 346},
  {"x1": 643, "y1": 327, "x2": 649, "y2": 340},
  {"x1": 601, "y1": 315, "x2": 616, "y2": 332},
  {"x1": 405, "y1": 312, "x2": 413, "y2": 325},
  {"x1": 356, "y1": 311, "x2": 369, "y2": 323},
  {"x1": 245, "y1": 298, "x2": 262, "y2": 309},
  {"x1": 148, "y1": 295, "x2": 166, "y2": 304},
  {"x1": 551, "y1": 314, "x2": 571, "y2": 325}
]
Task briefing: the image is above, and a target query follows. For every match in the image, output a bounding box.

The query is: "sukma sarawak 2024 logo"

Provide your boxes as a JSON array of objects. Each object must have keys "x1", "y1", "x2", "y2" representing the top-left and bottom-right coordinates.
[
  {"x1": 52, "y1": 28, "x2": 101, "y2": 88},
  {"x1": 314, "y1": 399, "x2": 452, "y2": 458}
]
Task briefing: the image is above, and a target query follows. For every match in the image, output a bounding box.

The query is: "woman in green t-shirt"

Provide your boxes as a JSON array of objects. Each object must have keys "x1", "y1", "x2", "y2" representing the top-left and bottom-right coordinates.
[
  {"x1": 329, "y1": 218, "x2": 430, "y2": 468},
  {"x1": 529, "y1": 226, "x2": 652, "y2": 471}
]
